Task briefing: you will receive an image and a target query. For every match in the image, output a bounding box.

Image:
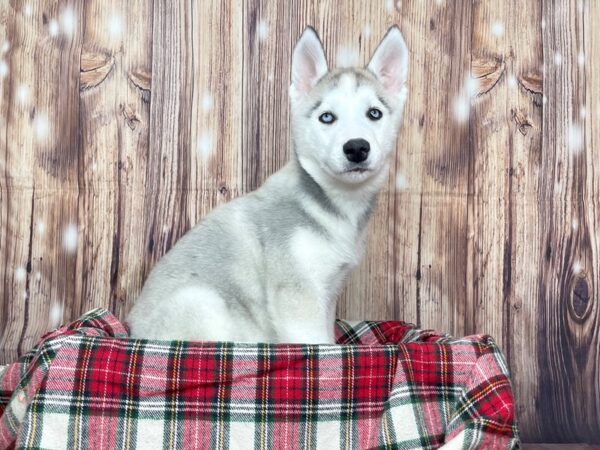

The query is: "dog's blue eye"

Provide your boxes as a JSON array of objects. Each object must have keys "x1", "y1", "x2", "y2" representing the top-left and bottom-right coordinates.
[
  {"x1": 318, "y1": 112, "x2": 336, "y2": 124},
  {"x1": 367, "y1": 108, "x2": 383, "y2": 121}
]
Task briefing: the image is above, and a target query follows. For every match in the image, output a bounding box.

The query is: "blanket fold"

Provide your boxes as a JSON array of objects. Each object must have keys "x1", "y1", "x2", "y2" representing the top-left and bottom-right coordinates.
[{"x1": 0, "y1": 309, "x2": 519, "y2": 449}]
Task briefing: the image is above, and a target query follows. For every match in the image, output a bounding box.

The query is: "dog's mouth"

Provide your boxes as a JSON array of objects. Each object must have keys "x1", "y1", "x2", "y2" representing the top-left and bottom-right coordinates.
[{"x1": 345, "y1": 167, "x2": 370, "y2": 174}]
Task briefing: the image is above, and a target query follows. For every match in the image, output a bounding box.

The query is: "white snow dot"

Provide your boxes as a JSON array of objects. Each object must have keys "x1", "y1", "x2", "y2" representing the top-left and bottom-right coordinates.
[
  {"x1": 580, "y1": 106, "x2": 586, "y2": 119},
  {"x1": 1, "y1": 41, "x2": 9, "y2": 54},
  {"x1": 108, "y1": 13, "x2": 123, "y2": 40},
  {"x1": 267, "y1": 73, "x2": 274, "y2": 82},
  {"x1": 385, "y1": 0, "x2": 395, "y2": 13},
  {"x1": 554, "y1": 53, "x2": 562, "y2": 66},
  {"x1": 543, "y1": 95, "x2": 548, "y2": 104},
  {"x1": 15, "y1": 267, "x2": 27, "y2": 282},
  {"x1": 60, "y1": 7, "x2": 76, "y2": 36},
  {"x1": 465, "y1": 76, "x2": 480, "y2": 97},
  {"x1": 491, "y1": 21, "x2": 504, "y2": 37},
  {"x1": 568, "y1": 122, "x2": 583, "y2": 154},
  {"x1": 197, "y1": 131, "x2": 214, "y2": 160},
  {"x1": 16, "y1": 84, "x2": 30, "y2": 105},
  {"x1": 35, "y1": 272, "x2": 42, "y2": 281},
  {"x1": 49, "y1": 303, "x2": 63, "y2": 328},
  {"x1": 541, "y1": 19, "x2": 546, "y2": 30},
  {"x1": 34, "y1": 114, "x2": 50, "y2": 141},
  {"x1": 578, "y1": 51, "x2": 585, "y2": 67},
  {"x1": 453, "y1": 95, "x2": 470, "y2": 123},
  {"x1": 257, "y1": 19, "x2": 268, "y2": 41},
  {"x1": 63, "y1": 224, "x2": 78, "y2": 253},
  {"x1": 91, "y1": 162, "x2": 98, "y2": 172},
  {"x1": 577, "y1": 0, "x2": 584, "y2": 13},
  {"x1": 24, "y1": 4, "x2": 32, "y2": 16},
  {"x1": 36, "y1": 221, "x2": 46, "y2": 235},
  {"x1": 435, "y1": 0, "x2": 445, "y2": 4},
  {"x1": 507, "y1": 75, "x2": 518, "y2": 89},
  {"x1": 49, "y1": 19, "x2": 59, "y2": 36},
  {"x1": 0, "y1": 60, "x2": 8, "y2": 78},
  {"x1": 202, "y1": 92, "x2": 213, "y2": 112},
  {"x1": 23, "y1": 291, "x2": 28, "y2": 300},
  {"x1": 573, "y1": 260, "x2": 582, "y2": 274},
  {"x1": 363, "y1": 24, "x2": 372, "y2": 38},
  {"x1": 336, "y1": 45, "x2": 359, "y2": 68},
  {"x1": 162, "y1": 225, "x2": 170, "y2": 233},
  {"x1": 395, "y1": 173, "x2": 408, "y2": 191},
  {"x1": 572, "y1": 218, "x2": 579, "y2": 231}
]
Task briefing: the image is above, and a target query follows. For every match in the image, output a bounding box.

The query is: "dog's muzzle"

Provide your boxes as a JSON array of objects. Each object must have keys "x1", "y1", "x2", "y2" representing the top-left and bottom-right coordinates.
[{"x1": 343, "y1": 139, "x2": 370, "y2": 163}]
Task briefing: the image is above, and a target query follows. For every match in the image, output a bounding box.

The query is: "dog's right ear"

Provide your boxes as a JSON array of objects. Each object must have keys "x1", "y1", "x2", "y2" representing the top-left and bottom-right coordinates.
[{"x1": 291, "y1": 27, "x2": 328, "y2": 95}]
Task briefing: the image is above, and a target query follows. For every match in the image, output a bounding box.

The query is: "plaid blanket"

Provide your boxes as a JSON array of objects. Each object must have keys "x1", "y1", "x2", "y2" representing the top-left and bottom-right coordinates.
[{"x1": 0, "y1": 309, "x2": 519, "y2": 449}]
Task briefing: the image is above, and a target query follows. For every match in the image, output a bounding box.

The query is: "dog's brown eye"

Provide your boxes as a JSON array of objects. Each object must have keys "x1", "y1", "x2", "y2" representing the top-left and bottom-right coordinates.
[
  {"x1": 318, "y1": 112, "x2": 336, "y2": 124},
  {"x1": 367, "y1": 108, "x2": 383, "y2": 121}
]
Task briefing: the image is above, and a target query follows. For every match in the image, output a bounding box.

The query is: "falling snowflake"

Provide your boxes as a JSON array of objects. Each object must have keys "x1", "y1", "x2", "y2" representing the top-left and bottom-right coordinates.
[
  {"x1": 60, "y1": 7, "x2": 76, "y2": 36},
  {"x1": 63, "y1": 224, "x2": 78, "y2": 253},
  {"x1": 385, "y1": 0, "x2": 395, "y2": 13},
  {"x1": 15, "y1": 267, "x2": 27, "y2": 282},
  {"x1": 395, "y1": 173, "x2": 408, "y2": 191},
  {"x1": 24, "y1": 4, "x2": 32, "y2": 16},
  {"x1": 16, "y1": 84, "x2": 30, "y2": 105},
  {"x1": 580, "y1": 106, "x2": 586, "y2": 119},
  {"x1": 435, "y1": 0, "x2": 445, "y2": 4},
  {"x1": 507, "y1": 75, "x2": 518, "y2": 89},
  {"x1": 464, "y1": 76, "x2": 480, "y2": 97},
  {"x1": 541, "y1": 19, "x2": 546, "y2": 30},
  {"x1": 572, "y1": 218, "x2": 579, "y2": 231},
  {"x1": 202, "y1": 92, "x2": 213, "y2": 112},
  {"x1": 452, "y1": 95, "x2": 470, "y2": 124},
  {"x1": 162, "y1": 225, "x2": 170, "y2": 233},
  {"x1": 491, "y1": 21, "x2": 504, "y2": 37},
  {"x1": 257, "y1": 19, "x2": 268, "y2": 41},
  {"x1": 0, "y1": 60, "x2": 8, "y2": 78},
  {"x1": 108, "y1": 13, "x2": 123, "y2": 40},
  {"x1": 91, "y1": 162, "x2": 98, "y2": 172},
  {"x1": 542, "y1": 95, "x2": 548, "y2": 104},
  {"x1": 197, "y1": 131, "x2": 214, "y2": 160},
  {"x1": 267, "y1": 72, "x2": 274, "y2": 82},
  {"x1": 336, "y1": 45, "x2": 359, "y2": 68},
  {"x1": 572, "y1": 260, "x2": 582, "y2": 274},
  {"x1": 568, "y1": 122, "x2": 583, "y2": 154},
  {"x1": 35, "y1": 272, "x2": 42, "y2": 281},
  {"x1": 36, "y1": 221, "x2": 46, "y2": 235},
  {"x1": 554, "y1": 53, "x2": 562, "y2": 66},
  {"x1": 1, "y1": 41, "x2": 9, "y2": 54},
  {"x1": 578, "y1": 51, "x2": 585, "y2": 67},
  {"x1": 49, "y1": 19, "x2": 59, "y2": 36},
  {"x1": 23, "y1": 291, "x2": 28, "y2": 300},
  {"x1": 577, "y1": 0, "x2": 584, "y2": 13},
  {"x1": 33, "y1": 114, "x2": 50, "y2": 141},
  {"x1": 363, "y1": 24, "x2": 372, "y2": 38},
  {"x1": 49, "y1": 302, "x2": 63, "y2": 329}
]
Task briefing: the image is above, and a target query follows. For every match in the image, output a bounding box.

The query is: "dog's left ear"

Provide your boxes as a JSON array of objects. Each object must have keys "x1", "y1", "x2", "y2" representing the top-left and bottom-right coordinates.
[
  {"x1": 367, "y1": 26, "x2": 409, "y2": 94},
  {"x1": 291, "y1": 27, "x2": 328, "y2": 95}
]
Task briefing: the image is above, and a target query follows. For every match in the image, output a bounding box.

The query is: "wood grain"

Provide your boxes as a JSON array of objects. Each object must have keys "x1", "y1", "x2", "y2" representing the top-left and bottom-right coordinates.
[{"x1": 0, "y1": 0, "x2": 598, "y2": 443}]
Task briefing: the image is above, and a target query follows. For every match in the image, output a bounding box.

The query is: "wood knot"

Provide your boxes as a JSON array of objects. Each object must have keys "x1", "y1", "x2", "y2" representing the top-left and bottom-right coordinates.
[
  {"x1": 571, "y1": 276, "x2": 591, "y2": 321},
  {"x1": 511, "y1": 108, "x2": 534, "y2": 135},
  {"x1": 80, "y1": 51, "x2": 114, "y2": 90},
  {"x1": 120, "y1": 104, "x2": 141, "y2": 130},
  {"x1": 471, "y1": 57, "x2": 505, "y2": 95},
  {"x1": 128, "y1": 69, "x2": 151, "y2": 102}
]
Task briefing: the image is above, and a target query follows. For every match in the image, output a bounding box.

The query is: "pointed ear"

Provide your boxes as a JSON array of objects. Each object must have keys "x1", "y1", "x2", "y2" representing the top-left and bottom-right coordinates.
[
  {"x1": 367, "y1": 26, "x2": 409, "y2": 94},
  {"x1": 291, "y1": 27, "x2": 328, "y2": 94}
]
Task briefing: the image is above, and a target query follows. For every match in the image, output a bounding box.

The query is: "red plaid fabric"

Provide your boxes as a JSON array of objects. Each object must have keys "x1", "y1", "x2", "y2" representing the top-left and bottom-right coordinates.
[{"x1": 0, "y1": 309, "x2": 519, "y2": 449}]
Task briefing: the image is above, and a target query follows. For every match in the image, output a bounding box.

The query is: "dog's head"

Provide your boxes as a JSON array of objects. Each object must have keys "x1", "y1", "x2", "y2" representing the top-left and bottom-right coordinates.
[{"x1": 289, "y1": 26, "x2": 409, "y2": 186}]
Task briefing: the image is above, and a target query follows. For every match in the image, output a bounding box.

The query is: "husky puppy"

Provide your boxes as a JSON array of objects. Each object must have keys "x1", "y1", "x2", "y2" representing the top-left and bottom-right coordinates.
[{"x1": 127, "y1": 26, "x2": 409, "y2": 344}]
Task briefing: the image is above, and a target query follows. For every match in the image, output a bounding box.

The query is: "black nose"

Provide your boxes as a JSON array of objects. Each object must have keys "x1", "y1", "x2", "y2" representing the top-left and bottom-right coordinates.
[{"x1": 343, "y1": 138, "x2": 370, "y2": 163}]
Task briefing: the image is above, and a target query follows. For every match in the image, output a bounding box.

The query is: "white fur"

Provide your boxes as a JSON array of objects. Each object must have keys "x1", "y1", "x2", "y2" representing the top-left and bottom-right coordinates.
[{"x1": 127, "y1": 26, "x2": 409, "y2": 344}]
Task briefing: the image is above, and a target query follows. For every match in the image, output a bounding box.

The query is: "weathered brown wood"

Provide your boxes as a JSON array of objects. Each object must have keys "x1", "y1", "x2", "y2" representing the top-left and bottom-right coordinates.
[{"x1": 0, "y1": 0, "x2": 599, "y2": 443}]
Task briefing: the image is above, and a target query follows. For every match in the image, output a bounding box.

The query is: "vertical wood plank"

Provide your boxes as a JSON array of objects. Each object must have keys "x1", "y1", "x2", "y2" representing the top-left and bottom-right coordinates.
[{"x1": 534, "y1": 0, "x2": 599, "y2": 441}]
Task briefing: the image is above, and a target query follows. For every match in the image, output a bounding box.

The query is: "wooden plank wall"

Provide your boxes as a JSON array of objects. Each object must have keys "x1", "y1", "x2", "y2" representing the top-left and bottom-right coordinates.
[{"x1": 0, "y1": 0, "x2": 598, "y2": 443}]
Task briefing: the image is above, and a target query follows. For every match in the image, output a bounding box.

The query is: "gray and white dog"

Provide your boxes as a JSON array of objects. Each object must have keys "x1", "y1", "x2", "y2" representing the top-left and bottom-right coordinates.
[{"x1": 127, "y1": 26, "x2": 409, "y2": 344}]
